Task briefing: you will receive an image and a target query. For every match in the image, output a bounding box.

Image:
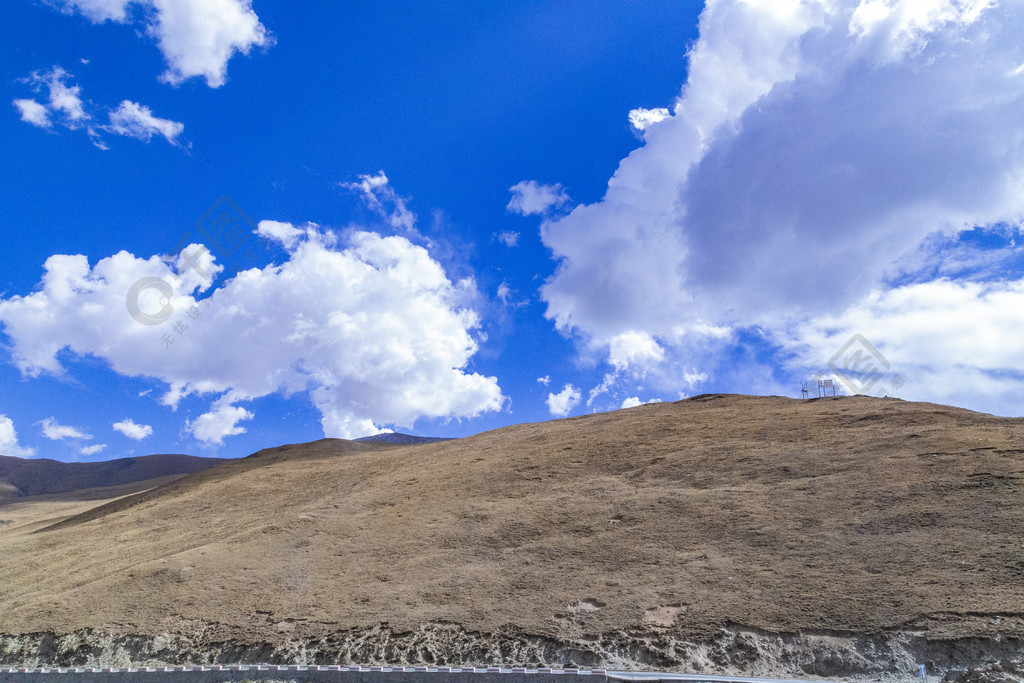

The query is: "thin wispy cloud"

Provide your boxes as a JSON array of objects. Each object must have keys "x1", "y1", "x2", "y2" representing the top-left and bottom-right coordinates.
[{"x1": 12, "y1": 66, "x2": 186, "y2": 149}]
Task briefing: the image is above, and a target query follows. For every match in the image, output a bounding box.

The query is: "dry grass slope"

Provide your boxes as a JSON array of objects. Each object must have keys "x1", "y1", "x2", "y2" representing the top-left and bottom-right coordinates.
[{"x1": 0, "y1": 395, "x2": 1022, "y2": 666}]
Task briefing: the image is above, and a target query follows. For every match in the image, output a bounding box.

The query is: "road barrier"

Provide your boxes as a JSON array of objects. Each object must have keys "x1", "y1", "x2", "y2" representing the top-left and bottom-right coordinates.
[{"x1": 0, "y1": 667, "x2": 836, "y2": 683}]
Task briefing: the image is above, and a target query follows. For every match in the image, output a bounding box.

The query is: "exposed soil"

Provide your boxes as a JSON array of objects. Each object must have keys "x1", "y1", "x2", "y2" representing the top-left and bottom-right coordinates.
[{"x1": 1, "y1": 395, "x2": 1022, "y2": 680}]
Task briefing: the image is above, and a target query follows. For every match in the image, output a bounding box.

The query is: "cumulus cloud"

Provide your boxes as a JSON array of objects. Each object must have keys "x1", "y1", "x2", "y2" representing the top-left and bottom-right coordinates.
[
  {"x1": 53, "y1": 0, "x2": 271, "y2": 87},
  {"x1": 782, "y1": 276, "x2": 1024, "y2": 415},
  {"x1": 341, "y1": 171, "x2": 418, "y2": 235},
  {"x1": 0, "y1": 416, "x2": 36, "y2": 457},
  {"x1": 546, "y1": 384, "x2": 581, "y2": 417},
  {"x1": 256, "y1": 219, "x2": 305, "y2": 250},
  {"x1": 0, "y1": 219, "x2": 504, "y2": 442},
  {"x1": 537, "y1": 375, "x2": 550, "y2": 386},
  {"x1": 40, "y1": 417, "x2": 92, "y2": 441},
  {"x1": 621, "y1": 396, "x2": 662, "y2": 409},
  {"x1": 80, "y1": 443, "x2": 107, "y2": 456},
  {"x1": 507, "y1": 181, "x2": 570, "y2": 216},
  {"x1": 534, "y1": 0, "x2": 1024, "y2": 414},
  {"x1": 628, "y1": 107, "x2": 670, "y2": 134},
  {"x1": 608, "y1": 331, "x2": 665, "y2": 372},
  {"x1": 106, "y1": 100, "x2": 185, "y2": 145},
  {"x1": 12, "y1": 66, "x2": 185, "y2": 149},
  {"x1": 112, "y1": 418, "x2": 153, "y2": 440},
  {"x1": 186, "y1": 402, "x2": 253, "y2": 446}
]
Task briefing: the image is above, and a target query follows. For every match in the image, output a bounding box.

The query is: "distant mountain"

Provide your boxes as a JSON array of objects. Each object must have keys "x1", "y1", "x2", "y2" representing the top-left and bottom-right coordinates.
[
  {"x1": 0, "y1": 453, "x2": 227, "y2": 500},
  {"x1": 354, "y1": 432, "x2": 455, "y2": 445}
]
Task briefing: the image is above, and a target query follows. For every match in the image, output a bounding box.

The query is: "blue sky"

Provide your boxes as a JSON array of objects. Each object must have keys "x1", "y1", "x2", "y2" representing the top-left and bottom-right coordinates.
[{"x1": 2, "y1": 0, "x2": 1024, "y2": 462}]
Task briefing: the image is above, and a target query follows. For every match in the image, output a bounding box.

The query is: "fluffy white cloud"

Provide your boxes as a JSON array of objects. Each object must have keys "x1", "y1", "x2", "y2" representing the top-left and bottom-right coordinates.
[
  {"x1": 13, "y1": 67, "x2": 185, "y2": 149},
  {"x1": 608, "y1": 331, "x2": 665, "y2": 372},
  {"x1": 546, "y1": 384, "x2": 581, "y2": 417},
  {"x1": 186, "y1": 403, "x2": 253, "y2": 446},
  {"x1": 621, "y1": 396, "x2": 662, "y2": 409},
  {"x1": 256, "y1": 219, "x2": 305, "y2": 250},
  {"x1": 13, "y1": 99, "x2": 51, "y2": 128},
  {"x1": 106, "y1": 100, "x2": 185, "y2": 145},
  {"x1": 0, "y1": 220, "x2": 504, "y2": 442},
  {"x1": 535, "y1": 0, "x2": 1024, "y2": 413},
  {"x1": 628, "y1": 107, "x2": 670, "y2": 134},
  {"x1": 112, "y1": 418, "x2": 153, "y2": 440},
  {"x1": 80, "y1": 443, "x2": 107, "y2": 456},
  {"x1": 0, "y1": 416, "x2": 36, "y2": 457},
  {"x1": 40, "y1": 417, "x2": 92, "y2": 441},
  {"x1": 537, "y1": 375, "x2": 550, "y2": 386},
  {"x1": 341, "y1": 171, "x2": 418, "y2": 234},
  {"x1": 148, "y1": 0, "x2": 271, "y2": 87},
  {"x1": 54, "y1": 0, "x2": 271, "y2": 87},
  {"x1": 507, "y1": 181, "x2": 570, "y2": 216},
  {"x1": 782, "y1": 277, "x2": 1024, "y2": 415}
]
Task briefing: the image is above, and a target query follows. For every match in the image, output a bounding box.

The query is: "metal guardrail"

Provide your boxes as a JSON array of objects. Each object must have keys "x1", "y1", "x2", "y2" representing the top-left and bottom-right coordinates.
[{"x1": 0, "y1": 665, "x2": 840, "y2": 683}]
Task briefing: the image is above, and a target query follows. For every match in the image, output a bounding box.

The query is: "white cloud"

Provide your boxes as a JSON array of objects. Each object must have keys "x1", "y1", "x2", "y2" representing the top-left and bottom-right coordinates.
[
  {"x1": 621, "y1": 396, "x2": 662, "y2": 409},
  {"x1": 0, "y1": 415, "x2": 36, "y2": 457},
  {"x1": 608, "y1": 331, "x2": 665, "y2": 372},
  {"x1": 0, "y1": 220, "x2": 504, "y2": 442},
  {"x1": 782, "y1": 277, "x2": 1024, "y2": 415},
  {"x1": 13, "y1": 99, "x2": 51, "y2": 128},
  {"x1": 40, "y1": 67, "x2": 89, "y2": 123},
  {"x1": 546, "y1": 384, "x2": 581, "y2": 417},
  {"x1": 54, "y1": 0, "x2": 271, "y2": 88},
  {"x1": 149, "y1": 0, "x2": 272, "y2": 87},
  {"x1": 507, "y1": 181, "x2": 570, "y2": 216},
  {"x1": 57, "y1": 0, "x2": 132, "y2": 22},
  {"x1": 628, "y1": 107, "x2": 670, "y2": 134},
  {"x1": 256, "y1": 219, "x2": 305, "y2": 250},
  {"x1": 16, "y1": 67, "x2": 89, "y2": 131},
  {"x1": 105, "y1": 100, "x2": 185, "y2": 145},
  {"x1": 537, "y1": 375, "x2": 550, "y2": 386},
  {"x1": 496, "y1": 231, "x2": 520, "y2": 248},
  {"x1": 533, "y1": 0, "x2": 1024, "y2": 413},
  {"x1": 112, "y1": 418, "x2": 153, "y2": 440},
  {"x1": 341, "y1": 171, "x2": 418, "y2": 235},
  {"x1": 496, "y1": 281, "x2": 512, "y2": 305},
  {"x1": 186, "y1": 402, "x2": 253, "y2": 446},
  {"x1": 13, "y1": 66, "x2": 185, "y2": 149},
  {"x1": 80, "y1": 443, "x2": 107, "y2": 456},
  {"x1": 40, "y1": 417, "x2": 92, "y2": 441}
]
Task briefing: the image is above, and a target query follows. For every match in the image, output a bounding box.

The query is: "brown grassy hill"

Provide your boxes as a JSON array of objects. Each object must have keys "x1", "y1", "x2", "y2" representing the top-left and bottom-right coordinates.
[
  {"x1": 0, "y1": 395, "x2": 1022, "y2": 676},
  {"x1": 0, "y1": 452, "x2": 227, "y2": 500},
  {"x1": 0, "y1": 474, "x2": 203, "y2": 536}
]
